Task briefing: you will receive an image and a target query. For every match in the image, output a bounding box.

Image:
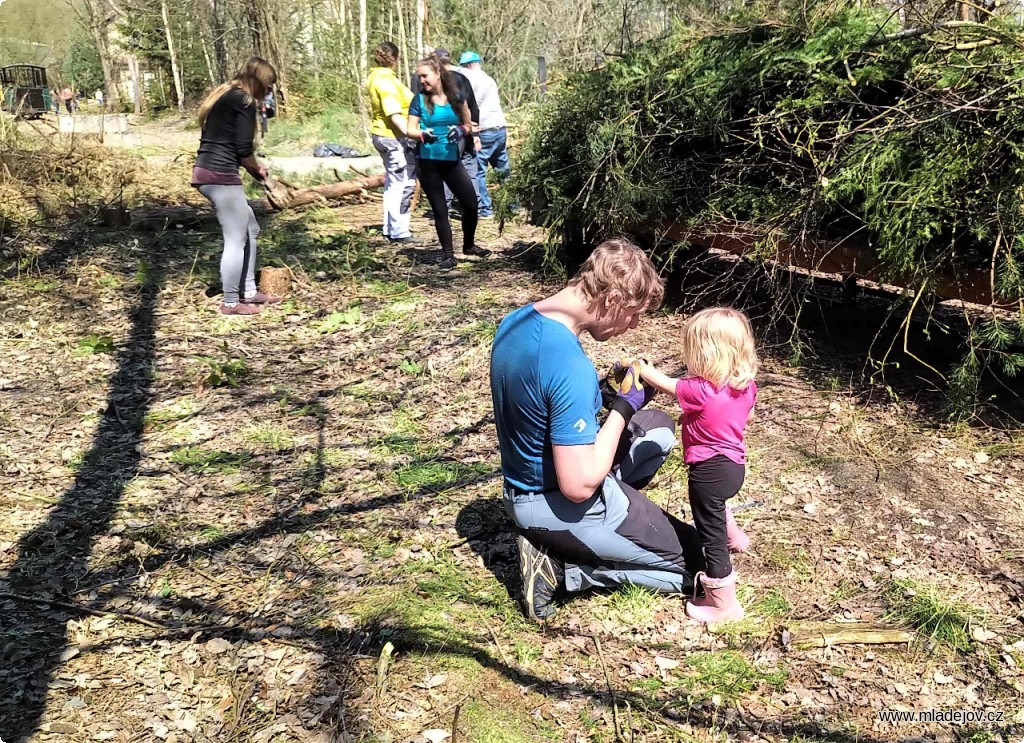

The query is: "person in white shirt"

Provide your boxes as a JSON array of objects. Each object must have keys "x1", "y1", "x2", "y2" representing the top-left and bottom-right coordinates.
[{"x1": 458, "y1": 51, "x2": 510, "y2": 218}]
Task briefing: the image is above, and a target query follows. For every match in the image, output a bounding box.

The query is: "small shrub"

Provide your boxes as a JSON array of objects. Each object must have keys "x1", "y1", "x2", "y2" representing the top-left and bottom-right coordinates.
[{"x1": 76, "y1": 334, "x2": 115, "y2": 355}]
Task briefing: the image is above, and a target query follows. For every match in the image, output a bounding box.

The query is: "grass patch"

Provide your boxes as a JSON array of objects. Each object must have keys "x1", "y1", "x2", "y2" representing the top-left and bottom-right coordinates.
[
  {"x1": 457, "y1": 318, "x2": 499, "y2": 346},
  {"x1": 675, "y1": 651, "x2": 788, "y2": 705},
  {"x1": 752, "y1": 588, "x2": 791, "y2": 617},
  {"x1": 393, "y1": 458, "x2": 492, "y2": 492},
  {"x1": 765, "y1": 546, "x2": 813, "y2": 580},
  {"x1": 376, "y1": 434, "x2": 430, "y2": 458},
  {"x1": 882, "y1": 578, "x2": 980, "y2": 653},
  {"x1": 242, "y1": 423, "x2": 295, "y2": 452},
  {"x1": 169, "y1": 446, "x2": 246, "y2": 474},
  {"x1": 711, "y1": 586, "x2": 790, "y2": 644},
  {"x1": 371, "y1": 300, "x2": 423, "y2": 331},
  {"x1": 598, "y1": 583, "x2": 661, "y2": 626},
  {"x1": 460, "y1": 700, "x2": 560, "y2": 742},
  {"x1": 144, "y1": 399, "x2": 199, "y2": 430}
]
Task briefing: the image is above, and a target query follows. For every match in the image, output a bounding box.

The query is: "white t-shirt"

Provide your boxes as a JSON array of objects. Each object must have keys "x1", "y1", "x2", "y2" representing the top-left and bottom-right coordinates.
[{"x1": 457, "y1": 67, "x2": 507, "y2": 130}]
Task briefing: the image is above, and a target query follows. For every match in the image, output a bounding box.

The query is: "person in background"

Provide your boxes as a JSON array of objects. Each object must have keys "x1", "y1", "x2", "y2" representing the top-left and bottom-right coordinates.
[
  {"x1": 60, "y1": 87, "x2": 73, "y2": 114},
  {"x1": 367, "y1": 41, "x2": 417, "y2": 245},
  {"x1": 95, "y1": 89, "x2": 104, "y2": 108},
  {"x1": 191, "y1": 56, "x2": 281, "y2": 316},
  {"x1": 434, "y1": 49, "x2": 485, "y2": 233},
  {"x1": 406, "y1": 54, "x2": 489, "y2": 270},
  {"x1": 51, "y1": 90, "x2": 60, "y2": 115},
  {"x1": 459, "y1": 51, "x2": 511, "y2": 218},
  {"x1": 260, "y1": 89, "x2": 275, "y2": 136}
]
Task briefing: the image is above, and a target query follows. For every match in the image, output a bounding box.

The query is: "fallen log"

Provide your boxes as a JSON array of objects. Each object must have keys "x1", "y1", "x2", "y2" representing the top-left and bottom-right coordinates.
[
  {"x1": 128, "y1": 201, "x2": 271, "y2": 231},
  {"x1": 264, "y1": 174, "x2": 385, "y2": 210},
  {"x1": 784, "y1": 620, "x2": 915, "y2": 649}
]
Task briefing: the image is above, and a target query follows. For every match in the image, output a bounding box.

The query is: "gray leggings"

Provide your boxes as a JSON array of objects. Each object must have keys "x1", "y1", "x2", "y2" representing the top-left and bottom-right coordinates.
[{"x1": 197, "y1": 184, "x2": 259, "y2": 304}]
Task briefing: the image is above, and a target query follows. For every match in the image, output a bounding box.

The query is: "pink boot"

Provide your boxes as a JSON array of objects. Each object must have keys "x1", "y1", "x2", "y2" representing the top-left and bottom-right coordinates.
[
  {"x1": 686, "y1": 570, "x2": 745, "y2": 624},
  {"x1": 726, "y1": 507, "x2": 750, "y2": 553}
]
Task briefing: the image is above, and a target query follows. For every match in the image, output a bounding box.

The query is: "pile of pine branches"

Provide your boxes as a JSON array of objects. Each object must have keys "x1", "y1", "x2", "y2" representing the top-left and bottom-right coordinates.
[{"x1": 513, "y1": 1, "x2": 1024, "y2": 409}]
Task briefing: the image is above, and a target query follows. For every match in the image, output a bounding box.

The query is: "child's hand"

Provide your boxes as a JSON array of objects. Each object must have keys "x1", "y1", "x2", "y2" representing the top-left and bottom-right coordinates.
[{"x1": 638, "y1": 359, "x2": 656, "y2": 382}]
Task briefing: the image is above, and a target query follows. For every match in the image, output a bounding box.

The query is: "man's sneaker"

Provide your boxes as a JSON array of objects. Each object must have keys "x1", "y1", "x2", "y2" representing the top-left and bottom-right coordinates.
[
  {"x1": 437, "y1": 256, "x2": 457, "y2": 272},
  {"x1": 462, "y1": 244, "x2": 491, "y2": 258},
  {"x1": 518, "y1": 534, "x2": 564, "y2": 622}
]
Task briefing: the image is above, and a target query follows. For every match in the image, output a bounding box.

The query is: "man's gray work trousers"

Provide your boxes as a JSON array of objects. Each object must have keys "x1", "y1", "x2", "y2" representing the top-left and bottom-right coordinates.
[{"x1": 503, "y1": 410, "x2": 705, "y2": 594}]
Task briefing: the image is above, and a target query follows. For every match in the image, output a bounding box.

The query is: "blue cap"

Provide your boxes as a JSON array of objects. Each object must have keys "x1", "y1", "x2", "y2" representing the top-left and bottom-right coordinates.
[{"x1": 460, "y1": 51, "x2": 482, "y2": 65}]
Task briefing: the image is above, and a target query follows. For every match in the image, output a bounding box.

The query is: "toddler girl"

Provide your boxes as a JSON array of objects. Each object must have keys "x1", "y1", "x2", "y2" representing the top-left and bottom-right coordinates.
[{"x1": 640, "y1": 307, "x2": 758, "y2": 624}]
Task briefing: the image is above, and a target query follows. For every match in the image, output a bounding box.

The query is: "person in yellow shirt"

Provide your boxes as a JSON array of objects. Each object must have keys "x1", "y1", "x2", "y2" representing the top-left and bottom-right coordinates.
[{"x1": 367, "y1": 41, "x2": 417, "y2": 243}]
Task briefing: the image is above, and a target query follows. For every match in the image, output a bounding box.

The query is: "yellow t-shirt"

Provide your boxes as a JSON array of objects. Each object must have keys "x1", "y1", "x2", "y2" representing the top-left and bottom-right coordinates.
[{"x1": 367, "y1": 66, "x2": 413, "y2": 138}]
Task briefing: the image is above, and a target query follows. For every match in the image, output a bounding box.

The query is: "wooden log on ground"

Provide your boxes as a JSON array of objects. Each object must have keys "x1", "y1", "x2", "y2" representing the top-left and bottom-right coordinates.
[
  {"x1": 129, "y1": 201, "x2": 270, "y2": 231},
  {"x1": 264, "y1": 174, "x2": 385, "y2": 210},
  {"x1": 784, "y1": 620, "x2": 915, "y2": 649}
]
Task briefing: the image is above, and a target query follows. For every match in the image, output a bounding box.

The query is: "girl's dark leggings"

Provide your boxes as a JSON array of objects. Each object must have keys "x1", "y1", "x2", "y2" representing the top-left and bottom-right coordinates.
[
  {"x1": 688, "y1": 454, "x2": 745, "y2": 579},
  {"x1": 418, "y1": 158, "x2": 478, "y2": 256}
]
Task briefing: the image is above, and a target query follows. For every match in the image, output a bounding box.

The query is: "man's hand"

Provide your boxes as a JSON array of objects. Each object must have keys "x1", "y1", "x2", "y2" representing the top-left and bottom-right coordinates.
[{"x1": 610, "y1": 359, "x2": 648, "y2": 417}]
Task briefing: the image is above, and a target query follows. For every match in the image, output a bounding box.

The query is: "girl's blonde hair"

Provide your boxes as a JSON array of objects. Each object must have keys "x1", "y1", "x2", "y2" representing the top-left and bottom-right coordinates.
[
  {"x1": 682, "y1": 307, "x2": 758, "y2": 390},
  {"x1": 198, "y1": 56, "x2": 277, "y2": 129}
]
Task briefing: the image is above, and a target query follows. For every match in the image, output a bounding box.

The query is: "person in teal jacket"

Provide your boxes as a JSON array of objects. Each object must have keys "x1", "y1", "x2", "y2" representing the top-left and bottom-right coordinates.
[{"x1": 406, "y1": 54, "x2": 488, "y2": 271}]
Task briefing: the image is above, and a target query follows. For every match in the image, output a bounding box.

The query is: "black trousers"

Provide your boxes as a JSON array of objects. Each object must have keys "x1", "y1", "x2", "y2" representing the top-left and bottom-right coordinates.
[
  {"x1": 418, "y1": 158, "x2": 478, "y2": 257},
  {"x1": 688, "y1": 454, "x2": 745, "y2": 579}
]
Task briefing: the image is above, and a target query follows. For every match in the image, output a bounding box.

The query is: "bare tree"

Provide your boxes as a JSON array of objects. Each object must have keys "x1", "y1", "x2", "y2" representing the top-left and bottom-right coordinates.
[
  {"x1": 71, "y1": 0, "x2": 122, "y2": 109},
  {"x1": 160, "y1": 0, "x2": 185, "y2": 112}
]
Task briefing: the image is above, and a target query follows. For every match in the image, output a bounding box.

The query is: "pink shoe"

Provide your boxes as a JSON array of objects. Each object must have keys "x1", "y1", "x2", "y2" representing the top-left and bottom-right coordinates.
[
  {"x1": 726, "y1": 506, "x2": 750, "y2": 553},
  {"x1": 686, "y1": 570, "x2": 745, "y2": 625},
  {"x1": 220, "y1": 303, "x2": 263, "y2": 316},
  {"x1": 243, "y1": 292, "x2": 282, "y2": 304}
]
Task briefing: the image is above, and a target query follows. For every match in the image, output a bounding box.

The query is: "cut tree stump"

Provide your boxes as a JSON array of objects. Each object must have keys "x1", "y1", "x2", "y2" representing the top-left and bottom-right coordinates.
[
  {"x1": 784, "y1": 620, "x2": 915, "y2": 649},
  {"x1": 258, "y1": 266, "x2": 292, "y2": 297},
  {"x1": 263, "y1": 174, "x2": 385, "y2": 210}
]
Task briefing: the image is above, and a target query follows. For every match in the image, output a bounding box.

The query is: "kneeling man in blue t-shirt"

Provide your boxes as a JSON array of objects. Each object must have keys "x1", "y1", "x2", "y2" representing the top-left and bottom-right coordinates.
[{"x1": 490, "y1": 238, "x2": 705, "y2": 621}]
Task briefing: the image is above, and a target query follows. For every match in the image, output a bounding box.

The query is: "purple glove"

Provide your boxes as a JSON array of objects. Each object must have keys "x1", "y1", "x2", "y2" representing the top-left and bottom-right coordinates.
[
  {"x1": 447, "y1": 124, "x2": 469, "y2": 143},
  {"x1": 609, "y1": 359, "x2": 646, "y2": 422}
]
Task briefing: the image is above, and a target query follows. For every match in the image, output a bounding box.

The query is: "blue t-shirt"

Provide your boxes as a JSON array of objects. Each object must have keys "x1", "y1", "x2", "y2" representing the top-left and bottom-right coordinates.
[
  {"x1": 490, "y1": 304, "x2": 603, "y2": 493},
  {"x1": 408, "y1": 93, "x2": 460, "y2": 161}
]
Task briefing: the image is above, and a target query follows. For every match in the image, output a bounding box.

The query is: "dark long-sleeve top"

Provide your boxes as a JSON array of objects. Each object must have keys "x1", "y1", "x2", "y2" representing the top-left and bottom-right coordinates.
[{"x1": 195, "y1": 87, "x2": 257, "y2": 173}]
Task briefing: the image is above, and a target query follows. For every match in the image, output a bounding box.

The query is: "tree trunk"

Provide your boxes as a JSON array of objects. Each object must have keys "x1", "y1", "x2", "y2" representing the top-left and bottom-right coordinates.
[
  {"x1": 127, "y1": 54, "x2": 143, "y2": 114},
  {"x1": 248, "y1": 0, "x2": 290, "y2": 116},
  {"x1": 72, "y1": 0, "x2": 121, "y2": 109},
  {"x1": 160, "y1": 0, "x2": 186, "y2": 114},
  {"x1": 416, "y1": 0, "x2": 425, "y2": 55},
  {"x1": 199, "y1": 20, "x2": 218, "y2": 85},
  {"x1": 208, "y1": 0, "x2": 228, "y2": 81},
  {"x1": 359, "y1": 0, "x2": 369, "y2": 81},
  {"x1": 397, "y1": 0, "x2": 410, "y2": 83}
]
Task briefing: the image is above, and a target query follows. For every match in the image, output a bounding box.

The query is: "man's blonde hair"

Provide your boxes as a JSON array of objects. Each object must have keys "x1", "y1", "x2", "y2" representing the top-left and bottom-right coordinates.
[
  {"x1": 568, "y1": 238, "x2": 665, "y2": 312},
  {"x1": 682, "y1": 307, "x2": 758, "y2": 390}
]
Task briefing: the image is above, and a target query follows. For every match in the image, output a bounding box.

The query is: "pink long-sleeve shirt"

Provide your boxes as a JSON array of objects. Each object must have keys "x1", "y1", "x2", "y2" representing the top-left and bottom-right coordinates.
[{"x1": 676, "y1": 376, "x2": 756, "y2": 465}]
